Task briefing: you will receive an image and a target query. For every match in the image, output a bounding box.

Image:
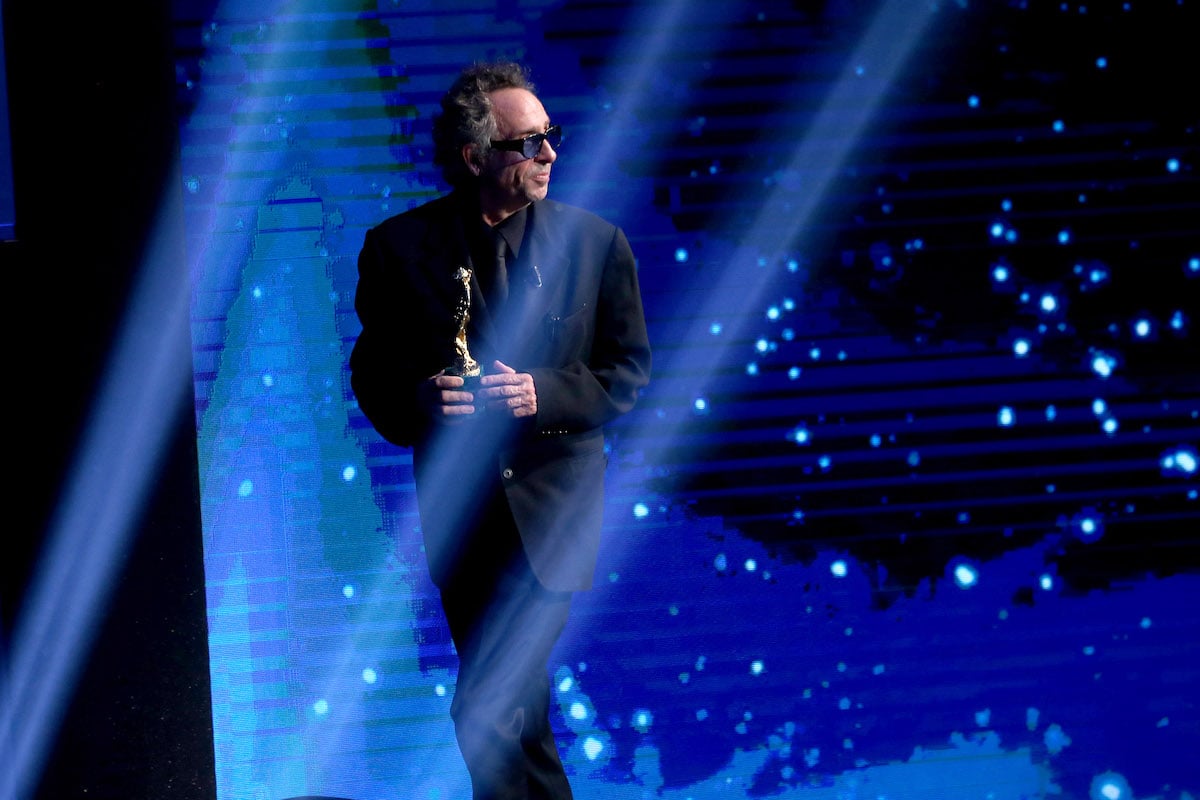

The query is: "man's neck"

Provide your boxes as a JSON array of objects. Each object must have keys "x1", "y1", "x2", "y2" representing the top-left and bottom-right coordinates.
[{"x1": 479, "y1": 195, "x2": 531, "y2": 227}]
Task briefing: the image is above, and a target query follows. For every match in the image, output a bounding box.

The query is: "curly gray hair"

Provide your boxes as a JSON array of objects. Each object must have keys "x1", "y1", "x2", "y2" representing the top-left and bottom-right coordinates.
[{"x1": 432, "y1": 61, "x2": 536, "y2": 188}]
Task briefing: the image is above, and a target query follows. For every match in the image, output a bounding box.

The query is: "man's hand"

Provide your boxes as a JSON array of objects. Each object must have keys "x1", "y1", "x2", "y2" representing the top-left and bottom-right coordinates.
[
  {"x1": 478, "y1": 360, "x2": 538, "y2": 419},
  {"x1": 417, "y1": 371, "x2": 476, "y2": 423}
]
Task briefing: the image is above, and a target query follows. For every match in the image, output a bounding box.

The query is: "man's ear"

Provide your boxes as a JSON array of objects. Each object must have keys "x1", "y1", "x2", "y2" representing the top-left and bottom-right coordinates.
[{"x1": 462, "y1": 144, "x2": 482, "y2": 176}]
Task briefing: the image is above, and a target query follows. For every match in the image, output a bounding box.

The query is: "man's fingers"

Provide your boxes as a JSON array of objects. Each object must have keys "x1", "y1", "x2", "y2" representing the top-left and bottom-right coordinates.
[
  {"x1": 438, "y1": 402, "x2": 475, "y2": 417},
  {"x1": 491, "y1": 359, "x2": 517, "y2": 374}
]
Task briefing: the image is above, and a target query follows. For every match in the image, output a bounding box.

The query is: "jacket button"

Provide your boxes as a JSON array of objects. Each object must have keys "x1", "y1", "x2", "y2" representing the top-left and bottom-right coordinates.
[{"x1": 502, "y1": 468, "x2": 514, "y2": 480}]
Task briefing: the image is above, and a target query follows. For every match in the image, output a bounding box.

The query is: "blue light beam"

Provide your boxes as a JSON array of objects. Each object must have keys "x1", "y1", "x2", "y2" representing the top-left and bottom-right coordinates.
[{"x1": 0, "y1": 183, "x2": 193, "y2": 800}]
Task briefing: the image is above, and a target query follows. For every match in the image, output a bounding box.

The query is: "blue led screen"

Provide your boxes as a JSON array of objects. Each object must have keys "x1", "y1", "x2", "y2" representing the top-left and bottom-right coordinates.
[{"x1": 177, "y1": 2, "x2": 1199, "y2": 799}]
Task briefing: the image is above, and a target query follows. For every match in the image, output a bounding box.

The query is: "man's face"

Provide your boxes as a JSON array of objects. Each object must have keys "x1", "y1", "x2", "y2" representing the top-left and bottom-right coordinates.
[{"x1": 475, "y1": 87, "x2": 557, "y2": 223}]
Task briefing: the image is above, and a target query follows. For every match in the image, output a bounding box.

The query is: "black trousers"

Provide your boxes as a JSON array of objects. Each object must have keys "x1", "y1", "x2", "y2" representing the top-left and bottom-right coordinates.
[{"x1": 438, "y1": 488, "x2": 575, "y2": 800}]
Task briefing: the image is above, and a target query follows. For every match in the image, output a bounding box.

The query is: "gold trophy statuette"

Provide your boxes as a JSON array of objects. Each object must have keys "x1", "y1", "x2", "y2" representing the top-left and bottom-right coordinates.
[{"x1": 446, "y1": 267, "x2": 481, "y2": 384}]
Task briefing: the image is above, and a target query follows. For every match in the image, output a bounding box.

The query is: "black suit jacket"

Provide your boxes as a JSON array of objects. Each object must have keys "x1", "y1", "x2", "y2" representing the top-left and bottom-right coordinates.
[{"x1": 350, "y1": 192, "x2": 651, "y2": 591}]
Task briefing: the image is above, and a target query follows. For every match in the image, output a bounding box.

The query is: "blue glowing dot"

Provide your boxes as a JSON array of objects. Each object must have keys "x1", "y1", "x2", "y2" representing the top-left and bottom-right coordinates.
[
  {"x1": 881, "y1": 203, "x2": 893, "y2": 214},
  {"x1": 1052, "y1": 119, "x2": 1065, "y2": 132},
  {"x1": 693, "y1": 397, "x2": 708, "y2": 413},
  {"x1": 1079, "y1": 517, "x2": 1098, "y2": 536},
  {"x1": 1005, "y1": 228, "x2": 1019, "y2": 243},
  {"x1": 252, "y1": 286, "x2": 263, "y2": 299},
  {"x1": 696, "y1": 709, "x2": 709, "y2": 721},
  {"x1": 714, "y1": 553, "x2": 728, "y2": 571},
  {"x1": 1091, "y1": 772, "x2": 1131, "y2": 800},
  {"x1": 674, "y1": 248, "x2": 689, "y2": 263},
  {"x1": 975, "y1": 708, "x2": 991, "y2": 727},
  {"x1": 791, "y1": 508, "x2": 805, "y2": 521},
  {"x1": 788, "y1": 366, "x2": 802, "y2": 380},
  {"x1": 1169, "y1": 310, "x2": 1185, "y2": 330},
  {"x1": 855, "y1": 65, "x2": 865, "y2": 76},
  {"x1": 745, "y1": 559, "x2": 757, "y2": 572},
  {"x1": 570, "y1": 702, "x2": 588, "y2": 720},
  {"x1": 998, "y1": 406, "x2": 1016, "y2": 427},
  {"x1": 262, "y1": 374, "x2": 275, "y2": 387},
  {"x1": 1044, "y1": 724, "x2": 1071, "y2": 754},
  {"x1": 908, "y1": 451, "x2": 921, "y2": 467},
  {"x1": 791, "y1": 426, "x2": 810, "y2": 445},
  {"x1": 1134, "y1": 319, "x2": 1151, "y2": 337},
  {"x1": 782, "y1": 328, "x2": 795, "y2": 341},
  {"x1": 1079, "y1": 193, "x2": 1088, "y2": 203},
  {"x1": 1188, "y1": 257, "x2": 1199, "y2": 274},
  {"x1": 362, "y1": 668, "x2": 378, "y2": 684},
  {"x1": 633, "y1": 502, "x2": 649, "y2": 518},
  {"x1": 341, "y1": 465, "x2": 356, "y2": 481},
  {"x1": 953, "y1": 563, "x2": 979, "y2": 588},
  {"x1": 633, "y1": 709, "x2": 653, "y2": 730},
  {"x1": 838, "y1": 697, "x2": 851, "y2": 711},
  {"x1": 1089, "y1": 267, "x2": 1108, "y2": 284},
  {"x1": 1046, "y1": 405, "x2": 1057, "y2": 421},
  {"x1": 435, "y1": 683, "x2": 446, "y2": 697},
  {"x1": 787, "y1": 259, "x2": 800, "y2": 272},
  {"x1": 755, "y1": 338, "x2": 769, "y2": 353},
  {"x1": 238, "y1": 480, "x2": 254, "y2": 498},
  {"x1": 990, "y1": 222, "x2": 1005, "y2": 238},
  {"x1": 783, "y1": 297, "x2": 796, "y2": 311},
  {"x1": 1091, "y1": 352, "x2": 1116, "y2": 378},
  {"x1": 967, "y1": 95, "x2": 980, "y2": 108},
  {"x1": 958, "y1": 511, "x2": 970, "y2": 524},
  {"x1": 830, "y1": 560, "x2": 848, "y2": 578},
  {"x1": 1013, "y1": 338, "x2": 1030, "y2": 357},
  {"x1": 1102, "y1": 417, "x2": 1119, "y2": 435},
  {"x1": 992, "y1": 265, "x2": 1010, "y2": 282},
  {"x1": 818, "y1": 455, "x2": 832, "y2": 470},
  {"x1": 750, "y1": 660, "x2": 764, "y2": 675},
  {"x1": 1040, "y1": 294, "x2": 1058, "y2": 312},
  {"x1": 558, "y1": 676, "x2": 574, "y2": 693},
  {"x1": 1161, "y1": 446, "x2": 1198, "y2": 476},
  {"x1": 709, "y1": 322, "x2": 722, "y2": 335},
  {"x1": 1166, "y1": 158, "x2": 1180, "y2": 173},
  {"x1": 746, "y1": 362, "x2": 759, "y2": 376},
  {"x1": 1095, "y1": 56, "x2": 1107, "y2": 68},
  {"x1": 1001, "y1": 198, "x2": 1013, "y2": 211},
  {"x1": 342, "y1": 584, "x2": 355, "y2": 599},
  {"x1": 313, "y1": 699, "x2": 329, "y2": 715},
  {"x1": 767, "y1": 306, "x2": 780, "y2": 320},
  {"x1": 184, "y1": 176, "x2": 201, "y2": 193},
  {"x1": 1140, "y1": 617, "x2": 1152, "y2": 629},
  {"x1": 869, "y1": 434, "x2": 882, "y2": 448},
  {"x1": 873, "y1": 664, "x2": 886, "y2": 675},
  {"x1": 1039, "y1": 574, "x2": 1054, "y2": 591},
  {"x1": 582, "y1": 737, "x2": 603, "y2": 760},
  {"x1": 1057, "y1": 229, "x2": 1071, "y2": 244},
  {"x1": 809, "y1": 347, "x2": 821, "y2": 360},
  {"x1": 1092, "y1": 398, "x2": 1107, "y2": 416}
]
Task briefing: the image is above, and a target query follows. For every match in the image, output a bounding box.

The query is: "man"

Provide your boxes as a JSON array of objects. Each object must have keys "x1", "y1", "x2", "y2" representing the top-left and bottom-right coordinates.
[{"x1": 349, "y1": 62, "x2": 651, "y2": 799}]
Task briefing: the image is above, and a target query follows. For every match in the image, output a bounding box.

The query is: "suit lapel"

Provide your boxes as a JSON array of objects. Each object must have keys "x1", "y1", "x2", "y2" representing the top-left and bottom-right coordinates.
[
  {"x1": 422, "y1": 200, "x2": 500, "y2": 348},
  {"x1": 518, "y1": 201, "x2": 571, "y2": 320}
]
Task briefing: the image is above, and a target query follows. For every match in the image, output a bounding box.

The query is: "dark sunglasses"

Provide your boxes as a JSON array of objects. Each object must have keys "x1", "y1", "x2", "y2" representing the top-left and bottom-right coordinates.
[{"x1": 490, "y1": 125, "x2": 563, "y2": 159}]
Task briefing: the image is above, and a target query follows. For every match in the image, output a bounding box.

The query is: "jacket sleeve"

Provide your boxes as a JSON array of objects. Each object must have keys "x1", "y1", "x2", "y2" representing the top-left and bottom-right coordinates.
[
  {"x1": 349, "y1": 226, "x2": 432, "y2": 448},
  {"x1": 529, "y1": 226, "x2": 651, "y2": 433}
]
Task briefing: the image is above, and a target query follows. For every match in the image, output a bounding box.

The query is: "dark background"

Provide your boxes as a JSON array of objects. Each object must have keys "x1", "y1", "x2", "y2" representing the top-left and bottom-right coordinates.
[{"x1": 2, "y1": 4, "x2": 216, "y2": 798}]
